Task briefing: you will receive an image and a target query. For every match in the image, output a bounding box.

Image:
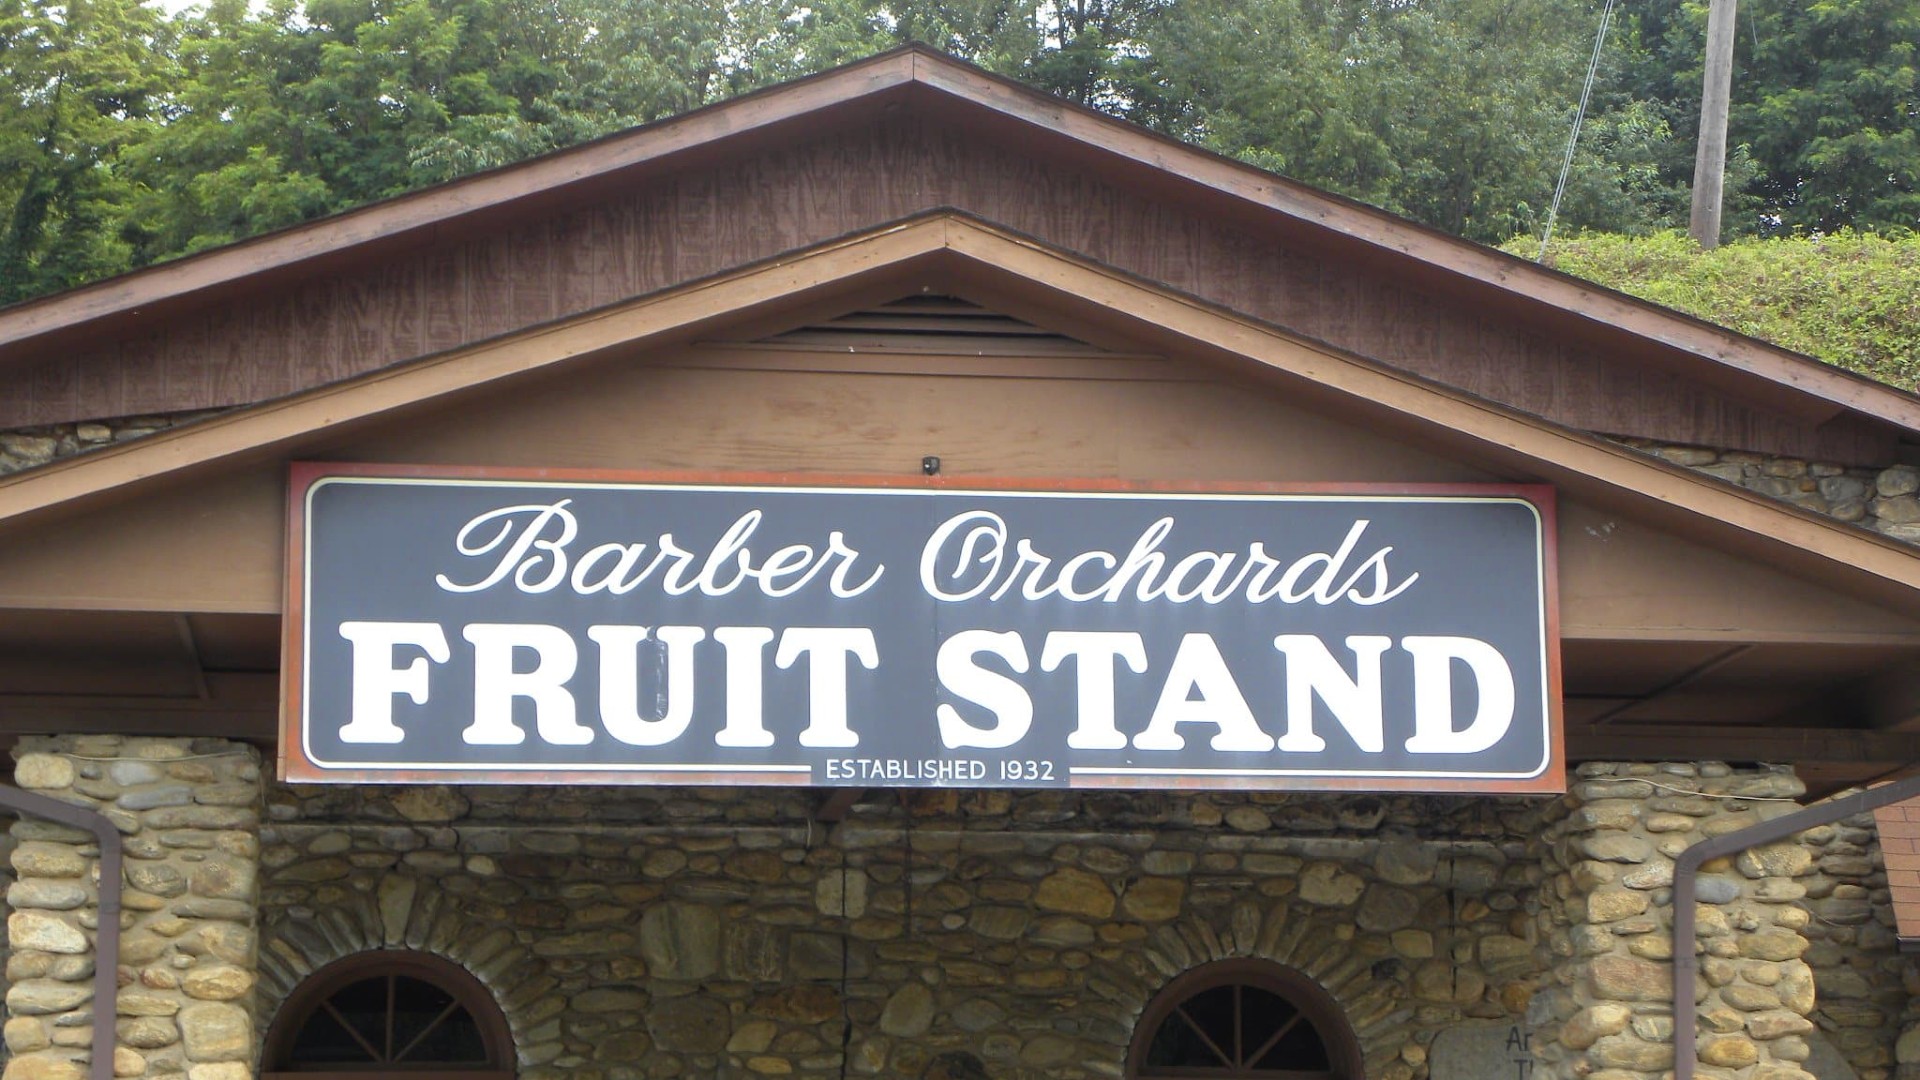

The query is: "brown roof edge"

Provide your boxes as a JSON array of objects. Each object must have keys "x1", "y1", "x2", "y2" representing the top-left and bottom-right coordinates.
[
  {"x1": 901, "y1": 54, "x2": 1920, "y2": 434},
  {"x1": 6, "y1": 212, "x2": 1920, "y2": 616},
  {"x1": 4, "y1": 44, "x2": 1919, "y2": 437},
  {"x1": 0, "y1": 47, "x2": 923, "y2": 356}
]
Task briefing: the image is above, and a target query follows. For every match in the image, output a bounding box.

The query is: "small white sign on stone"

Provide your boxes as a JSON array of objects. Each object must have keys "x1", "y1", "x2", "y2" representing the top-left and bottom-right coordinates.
[{"x1": 1430, "y1": 1021, "x2": 1535, "y2": 1080}]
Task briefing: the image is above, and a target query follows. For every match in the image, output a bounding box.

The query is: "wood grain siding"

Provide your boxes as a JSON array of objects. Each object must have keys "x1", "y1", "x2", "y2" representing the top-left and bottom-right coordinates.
[
  {"x1": 4, "y1": 117, "x2": 1895, "y2": 465},
  {"x1": 7, "y1": 341, "x2": 1917, "y2": 649}
]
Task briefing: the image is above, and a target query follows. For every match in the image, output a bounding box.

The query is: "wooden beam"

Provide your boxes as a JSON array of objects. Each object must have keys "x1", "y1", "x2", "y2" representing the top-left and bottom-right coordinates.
[
  {"x1": 0, "y1": 673, "x2": 276, "y2": 739},
  {"x1": 939, "y1": 225, "x2": 1920, "y2": 607},
  {"x1": 1569, "y1": 724, "x2": 1920, "y2": 765},
  {"x1": 1861, "y1": 661, "x2": 1920, "y2": 730}
]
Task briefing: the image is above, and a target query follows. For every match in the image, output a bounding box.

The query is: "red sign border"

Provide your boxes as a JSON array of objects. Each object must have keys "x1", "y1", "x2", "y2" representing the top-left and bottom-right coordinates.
[{"x1": 281, "y1": 462, "x2": 1564, "y2": 794}]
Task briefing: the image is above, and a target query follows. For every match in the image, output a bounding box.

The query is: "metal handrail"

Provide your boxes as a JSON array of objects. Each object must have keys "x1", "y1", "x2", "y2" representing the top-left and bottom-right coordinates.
[
  {"x1": 1671, "y1": 774, "x2": 1920, "y2": 1080},
  {"x1": 0, "y1": 784, "x2": 122, "y2": 1080}
]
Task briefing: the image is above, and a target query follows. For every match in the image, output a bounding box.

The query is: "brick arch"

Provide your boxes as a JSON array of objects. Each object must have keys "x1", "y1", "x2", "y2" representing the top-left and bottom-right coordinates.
[
  {"x1": 256, "y1": 872, "x2": 546, "y2": 1069},
  {"x1": 1090, "y1": 898, "x2": 1411, "y2": 1076}
]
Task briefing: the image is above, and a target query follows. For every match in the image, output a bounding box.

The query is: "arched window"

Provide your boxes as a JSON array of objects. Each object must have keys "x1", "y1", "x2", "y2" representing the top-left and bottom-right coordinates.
[
  {"x1": 1127, "y1": 960, "x2": 1362, "y2": 1080},
  {"x1": 262, "y1": 950, "x2": 514, "y2": 1079}
]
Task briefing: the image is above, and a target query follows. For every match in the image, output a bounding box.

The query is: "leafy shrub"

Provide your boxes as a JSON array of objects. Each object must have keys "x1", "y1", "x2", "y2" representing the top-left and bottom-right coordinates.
[{"x1": 1509, "y1": 231, "x2": 1920, "y2": 392}]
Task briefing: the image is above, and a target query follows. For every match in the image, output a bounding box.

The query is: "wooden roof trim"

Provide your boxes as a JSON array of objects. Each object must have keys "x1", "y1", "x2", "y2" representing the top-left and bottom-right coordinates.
[
  {"x1": 3, "y1": 212, "x2": 1918, "y2": 612},
  {"x1": 907, "y1": 56, "x2": 1920, "y2": 432},
  {"x1": 2, "y1": 47, "x2": 1917, "y2": 436},
  {"x1": 0, "y1": 49, "x2": 920, "y2": 353},
  {"x1": 936, "y1": 224, "x2": 1920, "y2": 598},
  {"x1": 0, "y1": 217, "x2": 951, "y2": 525}
]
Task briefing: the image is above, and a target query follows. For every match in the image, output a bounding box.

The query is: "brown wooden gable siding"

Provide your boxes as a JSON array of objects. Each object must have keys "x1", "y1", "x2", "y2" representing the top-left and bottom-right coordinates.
[{"x1": 7, "y1": 116, "x2": 1895, "y2": 466}]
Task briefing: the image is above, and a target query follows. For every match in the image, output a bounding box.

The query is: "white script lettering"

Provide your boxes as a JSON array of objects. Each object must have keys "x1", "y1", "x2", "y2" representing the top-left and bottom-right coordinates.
[
  {"x1": 919, "y1": 512, "x2": 1418, "y2": 606},
  {"x1": 434, "y1": 503, "x2": 883, "y2": 600}
]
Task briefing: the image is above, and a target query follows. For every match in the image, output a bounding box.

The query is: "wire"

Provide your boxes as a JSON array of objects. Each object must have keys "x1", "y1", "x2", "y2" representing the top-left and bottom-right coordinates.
[
  {"x1": 1538, "y1": 0, "x2": 1620, "y2": 261},
  {"x1": 1582, "y1": 775, "x2": 1799, "y2": 802},
  {"x1": 58, "y1": 750, "x2": 253, "y2": 762}
]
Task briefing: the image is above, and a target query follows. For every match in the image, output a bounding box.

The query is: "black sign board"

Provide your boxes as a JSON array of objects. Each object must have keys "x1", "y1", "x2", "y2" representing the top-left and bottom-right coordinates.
[{"x1": 283, "y1": 465, "x2": 1562, "y2": 792}]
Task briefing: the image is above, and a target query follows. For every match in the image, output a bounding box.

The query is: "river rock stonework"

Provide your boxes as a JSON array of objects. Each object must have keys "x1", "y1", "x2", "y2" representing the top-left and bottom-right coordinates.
[
  {"x1": 0, "y1": 752, "x2": 1891, "y2": 1079},
  {"x1": 0, "y1": 414, "x2": 218, "y2": 478},
  {"x1": 5, "y1": 736, "x2": 262, "y2": 1080},
  {"x1": 1797, "y1": 809, "x2": 1905, "y2": 1080},
  {"x1": 1529, "y1": 762, "x2": 1822, "y2": 1080},
  {"x1": 1615, "y1": 438, "x2": 1920, "y2": 543},
  {"x1": 259, "y1": 784, "x2": 1561, "y2": 1080}
]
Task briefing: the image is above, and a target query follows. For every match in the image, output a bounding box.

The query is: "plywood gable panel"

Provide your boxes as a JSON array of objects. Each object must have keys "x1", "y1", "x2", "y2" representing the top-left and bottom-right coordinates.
[
  {"x1": 0, "y1": 341, "x2": 1914, "y2": 654},
  {"x1": 5, "y1": 118, "x2": 1895, "y2": 466}
]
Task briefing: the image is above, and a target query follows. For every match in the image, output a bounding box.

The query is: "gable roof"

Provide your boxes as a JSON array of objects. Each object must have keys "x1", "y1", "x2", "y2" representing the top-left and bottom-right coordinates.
[
  {"x1": 2, "y1": 45, "x2": 1918, "y2": 441},
  {"x1": 6, "y1": 212, "x2": 1918, "y2": 615}
]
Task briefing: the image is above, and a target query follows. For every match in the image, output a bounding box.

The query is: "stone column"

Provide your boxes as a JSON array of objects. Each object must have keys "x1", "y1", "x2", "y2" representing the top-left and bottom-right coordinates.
[
  {"x1": 5, "y1": 736, "x2": 263, "y2": 1080},
  {"x1": 1530, "y1": 762, "x2": 1818, "y2": 1080}
]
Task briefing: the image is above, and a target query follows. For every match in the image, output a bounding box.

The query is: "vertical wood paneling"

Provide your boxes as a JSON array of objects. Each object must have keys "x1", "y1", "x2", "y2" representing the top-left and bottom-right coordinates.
[
  {"x1": 161, "y1": 312, "x2": 210, "y2": 415},
  {"x1": 420, "y1": 245, "x2": 465, "y2": 356},
  {"x1": 0, "y1": 117, "x2": 1897, "y2": 467},
  {"x1": 633, "y1": 192, "x2": 673, "y2": 302},
  {"x1": 74, "y1": 342, "x2": 116, "y2": 420},
  {"x1": 466, "y1": 233, "x2": 515, "y2": 342},
  {"x1": 28, "y1": 350, "x2": 75, "y2": 426},
  {"x1": 507, "y1": 219, "x2": 555, "y2": 331},
  {"x1": 117, "y1": 327, "x2": 167, "y2": 417},
  {"x1": 205, "y1": 304, "x2": 255, "y2": 407},
  {"x1": 294, "y1": 279, "x2": 345, "y2": 386},
  {"x1": 371, "y1": 260, "x2": 423, "y2": 373},
  {"x1": 249, "y1": 301, "x2": 295, "y2": 401},
  {"x1": 553, "y1": 210, "x2": 597, "y2": 319},
  {"x1": 588, "y1": 198, "x2": 633, "y2": 310}
]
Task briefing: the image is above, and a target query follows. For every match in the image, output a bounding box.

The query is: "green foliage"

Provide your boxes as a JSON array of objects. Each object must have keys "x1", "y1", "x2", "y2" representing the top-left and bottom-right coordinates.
[
  {"x1": 0, "y1": 0, "x2": 175, "y2": 302},
  {"x1": 118, "y1": 0, "x2": 748, "y2": 260},
  {"x1": 2, "y1": 0, "x2": 1916, "y2": 305},
  {"x1": 1621, "y1": 0, "x2": 1920, "y2": 237},
  {"x1": 1519, "y1": 230, "x2": 1920, "y2": 390},
  {"x1": 1132, "y1": 0, "x2": 1672, "y2": 242}
]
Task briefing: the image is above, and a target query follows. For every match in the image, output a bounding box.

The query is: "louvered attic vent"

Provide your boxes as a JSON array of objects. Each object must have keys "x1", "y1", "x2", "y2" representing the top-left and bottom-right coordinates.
[{"x1": 749, "y1": 296, "x2": 1108, "y2": 356}]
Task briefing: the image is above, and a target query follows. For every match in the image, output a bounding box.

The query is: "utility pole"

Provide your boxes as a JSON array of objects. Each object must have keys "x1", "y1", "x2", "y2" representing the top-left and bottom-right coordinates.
[{"x1": 1689, "y1": 0, "x2": 1739, "y2": 248}]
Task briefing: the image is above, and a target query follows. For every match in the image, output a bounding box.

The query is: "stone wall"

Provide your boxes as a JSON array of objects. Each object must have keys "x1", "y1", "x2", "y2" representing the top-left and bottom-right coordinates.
[
  {"x1": 1616, "y1": 438, "x2": 1920, "y2": 543},
  {"x1": 259, "y1": 784, "x2": 1560, "y2": 1080},
  {"x1": 1529, "y1": 761, "x2": 1820, "y2": 1080},
  {"x1": 5, "y1": 736, "x2": 263, "y2": 1080},
  {"x1": 0, "y1": 413, "x2": 217, "y2": 478},
  {"x1": 1798, "y1": 809, "x2": 1907, "y2": 1080},
  {"x1": 0, "y1": 742, "x2": 1896, "y2": 1080}
]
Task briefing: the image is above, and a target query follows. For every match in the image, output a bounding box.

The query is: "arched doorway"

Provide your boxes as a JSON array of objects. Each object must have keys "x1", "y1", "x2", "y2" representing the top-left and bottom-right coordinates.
[
  {"x1": 1127, "y1": 959, "x2": 1363, "y2": 1080},
  {"x1": 261, "y1": 950, "x2": 515, "y2": 1079}
]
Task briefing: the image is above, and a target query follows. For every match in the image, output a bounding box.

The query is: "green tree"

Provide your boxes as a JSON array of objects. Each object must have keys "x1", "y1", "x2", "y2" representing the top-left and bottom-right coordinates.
[
  {"x1": 0, "y1": 0, "x2": 174, "y2": 302},
  {"x1": 1621, "y1": 0, "x2": 1920, "y2": 236},
  {"x1": 1136, "y1": 0, "x2": 1673, "y2": 242},
  {"x1": 119, "y1": 0, "x2": 748, "y2": 258}
]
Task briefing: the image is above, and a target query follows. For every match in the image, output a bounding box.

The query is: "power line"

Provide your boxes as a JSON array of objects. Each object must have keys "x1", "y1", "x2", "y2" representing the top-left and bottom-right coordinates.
[{"x1": 1537, "y1": 0, "x2": 1619, "y2": 261}]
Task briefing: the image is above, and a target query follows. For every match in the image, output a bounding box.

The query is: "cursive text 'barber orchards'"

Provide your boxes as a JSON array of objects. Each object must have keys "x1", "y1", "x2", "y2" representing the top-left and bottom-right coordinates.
[{"x1": 331, "y1": 501, "x2": 1514, "y2": 761}]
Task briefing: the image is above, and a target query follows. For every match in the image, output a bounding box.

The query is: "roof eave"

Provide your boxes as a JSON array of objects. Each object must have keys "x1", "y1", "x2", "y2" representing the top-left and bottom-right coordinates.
[
  {"x1": 4, "y1": 212, "x2": 1917, "y2": 618},
  {"x1": 2, "y1": 45, "x2": 1917, "y2": 438}
]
